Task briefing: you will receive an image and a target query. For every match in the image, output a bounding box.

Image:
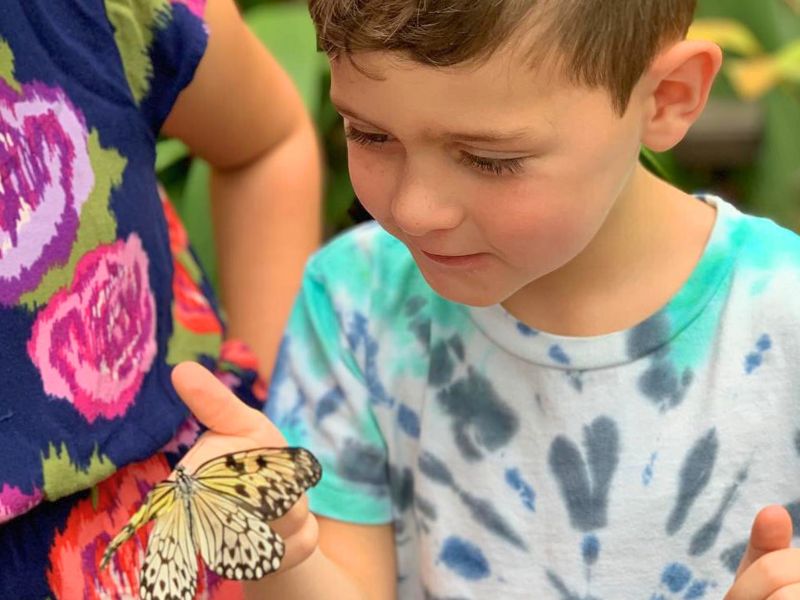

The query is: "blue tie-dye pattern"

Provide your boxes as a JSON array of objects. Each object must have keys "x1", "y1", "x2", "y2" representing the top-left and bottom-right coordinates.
[
  {"x1": 505, "y1": 468, "x2": 536, "y2": 511},
  {"x1": 347, "y1": 312, "x2": 396, "y2": 407},
  {"x1": 398, "y1": 403, "x2": 421, "y2": 438},
  {"x1": 662, "y1": 563, "x2": 692, "y2": 593},
  {"x1": 315, "y1": 385, "x2": 345, "y2": 423},
  {"x1": 581, "y1": 534, "x2": 600, "y2": 566},
  {"x1": 270, "y1": 336, "x2": 290, "y2": 389},
  {"x1": 517, "y1": 322, "x2": 538, "y2": 336},
  {"x1": 744, "y1": 333, "x2": 772, "y2": 374},
  {"x1": 757, "y1": 334, "x2": 772, "y2": 352},
  {"x1": 667, "y1": 429, "x2": 718, "y2": 536},
  {"x1": 643, "y1": 452, "x2": 658, "y2": 486},
  {"x1": 650, "y1": 563, "x2": 714, "y2": 599},
  {"x1": 683, "y1": 580, "x2": 711, "y2": 599},
  {"x1": 549, "y1": 416, "x2": 620, "y2": 531},
  {"x1": 744, "y1": 352, "x2": 762, "y2": 374},
  {"x1": 566, "y1": 370, "x2": 584, "y2": 393},
  {"x1": 629, "y1": 314, "x2": 694, "y2": 412},
  {"x1": 419, "y1": 452, "x2": 528, "y2": 549},
  {"x1": 439, "y1": 537, "x2": 490, "y2": 580},
  {"x1": 549, "y1": 344, "x2": 571, "y2": 365},
  {"x1": 547, "y1": 418, "x2": 619, "y2": 597},
  {"x1": 272, "y1": 386, "x2": 309, "y2": 436}
]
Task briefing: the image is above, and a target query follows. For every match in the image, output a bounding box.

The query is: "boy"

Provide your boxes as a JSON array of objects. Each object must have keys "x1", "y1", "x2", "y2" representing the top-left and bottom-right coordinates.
[{"x1": 174, "y1": 0, "x2": 800, "y2": 598}]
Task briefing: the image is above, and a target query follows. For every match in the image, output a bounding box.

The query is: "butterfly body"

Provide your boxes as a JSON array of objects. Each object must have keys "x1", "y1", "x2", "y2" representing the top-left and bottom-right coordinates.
[{"x1": 100, "y1": 447, "x2": 321, "y2": 600}]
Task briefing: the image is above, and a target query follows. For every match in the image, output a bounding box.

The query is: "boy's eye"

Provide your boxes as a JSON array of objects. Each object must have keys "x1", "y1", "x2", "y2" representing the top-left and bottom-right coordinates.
[
  {"x1": 344, "y1": 126, "x2": 390, "y2": 146},
  {"x1": 458, "y1": 152, "x2": 525, "y2": 176},
  {"x1": 345, "y1": 125, "x2": 526, "y2": 176}
]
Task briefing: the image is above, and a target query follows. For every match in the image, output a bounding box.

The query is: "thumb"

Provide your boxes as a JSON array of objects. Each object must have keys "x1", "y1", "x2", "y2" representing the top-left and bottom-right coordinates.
[
  {"x1": 171, "y1": 361, "x2": 284, "y2": 442},
  {"x1": 735, "y1": 504, "x2": 793, "y2": 578}
]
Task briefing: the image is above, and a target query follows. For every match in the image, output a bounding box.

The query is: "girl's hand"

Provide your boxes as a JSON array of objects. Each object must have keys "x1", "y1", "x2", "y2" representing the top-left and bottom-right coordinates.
[{"x1": 171, "y1": 361, "x2": 320, "y2": 573}]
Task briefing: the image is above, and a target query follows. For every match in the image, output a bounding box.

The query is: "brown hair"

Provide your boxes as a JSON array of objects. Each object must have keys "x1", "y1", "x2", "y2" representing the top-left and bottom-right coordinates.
[{"x1": 309, "y1": 0, "x2": 697, "y2": 114}]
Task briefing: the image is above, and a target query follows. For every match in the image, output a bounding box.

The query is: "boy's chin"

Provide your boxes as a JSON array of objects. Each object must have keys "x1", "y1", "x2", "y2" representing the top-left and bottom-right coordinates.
[{"x1": 417, "y1": 271, "x2": 514, "y2": 308}]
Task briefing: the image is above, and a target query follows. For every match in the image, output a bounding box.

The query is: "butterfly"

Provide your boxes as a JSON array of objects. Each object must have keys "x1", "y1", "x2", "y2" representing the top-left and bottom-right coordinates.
[{"x1": 100, "y1": 447, "x2": 322, "y2": 600}]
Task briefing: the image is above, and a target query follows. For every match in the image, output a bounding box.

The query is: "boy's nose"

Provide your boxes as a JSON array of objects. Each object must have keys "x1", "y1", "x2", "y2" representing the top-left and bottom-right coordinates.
[{"x1": 390, "y1": 176, "x2": 464, "y2": 238}]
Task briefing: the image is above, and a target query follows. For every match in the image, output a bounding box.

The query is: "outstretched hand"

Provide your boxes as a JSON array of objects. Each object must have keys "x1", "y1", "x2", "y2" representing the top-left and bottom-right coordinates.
[
  {"x1": 171, "y1": 361, "x2": 320, "y2": 573},
  {"x1": 724, "y1": 505, "x2": 799, "y2": 599}
]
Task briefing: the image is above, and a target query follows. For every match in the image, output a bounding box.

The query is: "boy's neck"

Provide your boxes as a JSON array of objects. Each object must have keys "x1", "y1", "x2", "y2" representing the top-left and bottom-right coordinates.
[{"x1": 501, "y1": 164, "x2": 717, "y2": 337}]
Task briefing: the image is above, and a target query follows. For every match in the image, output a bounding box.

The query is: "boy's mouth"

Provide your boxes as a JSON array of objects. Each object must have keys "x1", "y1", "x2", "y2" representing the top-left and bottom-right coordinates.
[{"x1": 420, "y1": 250, "x2": 489, "y2": 268}]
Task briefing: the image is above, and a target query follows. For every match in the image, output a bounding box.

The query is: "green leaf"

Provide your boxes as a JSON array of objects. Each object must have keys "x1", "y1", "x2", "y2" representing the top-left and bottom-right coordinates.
[
  {"x1": 775, "y1": 39, "x2": 800, "y2": 81},
  {"x1": 175, "y1": 159, "x2": 218, "y2": 292},
  {"x1": 640, "y1": 147, "x2": 676, "y2": 183},
  {"x1": 688, "y1": 18, "x2": 763, "y2": 56},
  {"x1": 155, "y1": 137, "x2": 189, "y2": 173},
  {"x1": 244, "y1": 3, "x2": 324, "y2": 117},
  {"x1": 325, "y1": 168, "x2": 356, "y2": 230}
]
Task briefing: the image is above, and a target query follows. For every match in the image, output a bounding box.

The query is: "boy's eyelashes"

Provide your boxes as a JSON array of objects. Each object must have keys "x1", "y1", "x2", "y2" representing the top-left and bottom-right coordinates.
[
  {"x1": 457, "y1": 153, "x2": 525, "y2": 176},
  {"x1": 344, "y1": 126, "x2": 390, "y2": 146},
  {"x1": 344, "y1": 125, "x2": 528, "y2": 177}
]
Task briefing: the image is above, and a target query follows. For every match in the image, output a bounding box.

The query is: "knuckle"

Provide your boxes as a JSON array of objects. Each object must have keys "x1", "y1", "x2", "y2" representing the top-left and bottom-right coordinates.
[
  {"x1": 271, "y1": 497, "x2": 310, "y2": 537},
  {"x1": 754, "y1": 553, "x2": 794, "y2": 589},
  {"x1": 769, "y1": 589, "x2": 800, "y2": 600},
  {"x1": 292, "y1": 516, "x2": 320, "y2": 559}
]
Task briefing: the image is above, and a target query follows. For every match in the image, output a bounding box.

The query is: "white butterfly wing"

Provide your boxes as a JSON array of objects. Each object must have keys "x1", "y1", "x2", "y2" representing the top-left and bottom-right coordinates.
[
  {"x1": 139, "y1": 494, "x2": 198, "y2": 600},
  {"x1": 192, "y1": 447, "x2": 321, "y2": 520},
  {"x1": 190, "y1": 483, "x2": 285, "y2": 580}
]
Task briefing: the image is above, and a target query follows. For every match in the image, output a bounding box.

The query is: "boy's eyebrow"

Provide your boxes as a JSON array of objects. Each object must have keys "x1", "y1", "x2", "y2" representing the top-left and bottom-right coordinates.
[
  {"x1": 332, "y1": 97, "x2": 538, "y2": 144},
  {"x1": 442, "y1": 129, "x2": 533, "y2": 143},
  {"x1": 331, "y1": 99, "x2": 387, "y2": 130}
]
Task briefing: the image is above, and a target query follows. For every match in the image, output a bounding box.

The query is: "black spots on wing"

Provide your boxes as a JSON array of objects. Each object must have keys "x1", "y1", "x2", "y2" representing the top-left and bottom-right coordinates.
[{"x1": 225, "y1": 455, "x2": 246, "y2": 473}]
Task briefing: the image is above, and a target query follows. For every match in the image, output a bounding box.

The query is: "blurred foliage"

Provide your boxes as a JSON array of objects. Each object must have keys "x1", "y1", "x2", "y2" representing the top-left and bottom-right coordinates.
[
  {"x1": 159, "y1": 0, "x2": 800, "y2": 289},
  {"x1": 681, "y1": 0, "x2": 800, "y2": 230}
]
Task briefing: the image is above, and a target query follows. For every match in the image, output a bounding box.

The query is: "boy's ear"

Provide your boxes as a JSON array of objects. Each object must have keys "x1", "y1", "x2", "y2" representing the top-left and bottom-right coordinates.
[{"x1": 640, "y1": 40, "x2": 722, "y2": 152}]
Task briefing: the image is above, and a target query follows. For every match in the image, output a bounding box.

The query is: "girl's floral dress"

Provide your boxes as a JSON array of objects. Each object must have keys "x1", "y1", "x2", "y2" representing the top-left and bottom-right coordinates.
[{"x1": 0, "y1": 1, "x2": 261, "y2": 597}]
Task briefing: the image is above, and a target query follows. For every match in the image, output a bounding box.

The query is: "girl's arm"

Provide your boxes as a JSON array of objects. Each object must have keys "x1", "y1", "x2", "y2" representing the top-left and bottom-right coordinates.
[
  {"x1": 173, "y1": 363, "x2": 397, "y2": 600},
  {"x1": 161, "y1": 0, "x2": 322, "y2": 374}
]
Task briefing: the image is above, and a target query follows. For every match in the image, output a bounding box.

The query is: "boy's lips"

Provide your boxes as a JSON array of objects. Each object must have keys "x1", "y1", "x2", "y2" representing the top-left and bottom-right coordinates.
[{"x1": 420, "y1": 250, "x2": 490, "y2": 268}]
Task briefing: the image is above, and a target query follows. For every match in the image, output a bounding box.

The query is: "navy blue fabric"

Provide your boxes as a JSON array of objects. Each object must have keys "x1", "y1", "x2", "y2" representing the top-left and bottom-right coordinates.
[{"x1": 0, "y1": 1, "x2": 228, "y2": 595}]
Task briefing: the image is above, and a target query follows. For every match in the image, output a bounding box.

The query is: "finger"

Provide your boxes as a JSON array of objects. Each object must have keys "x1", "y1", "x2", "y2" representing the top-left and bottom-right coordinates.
[
  {"x1": 275, "y1": 511, "x2": 320, "y2": 573},
  {"x1": 766, "y1": 582, "x2": 800, "y2": 600},
  {"x1": 171, "y1": 361, "x2": 284, "y2": 440},
  {"x1": 736, "y1": 505, "x2": 794, "y2": 578},
  {"x1": 726, "y1": 548, "x2": 800, "y2": 600},
  {"x1": 269, "y1": 496, "x2": 311, "y2": 540}
]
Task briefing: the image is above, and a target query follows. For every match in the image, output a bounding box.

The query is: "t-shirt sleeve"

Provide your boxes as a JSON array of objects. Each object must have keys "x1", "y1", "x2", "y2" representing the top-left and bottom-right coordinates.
[
  {"x1": 105, "y1": 0, "x2": 208, "y2": 132},
  {"x1": 265, "y1": 249, "x2": 393, "y2": 525}
]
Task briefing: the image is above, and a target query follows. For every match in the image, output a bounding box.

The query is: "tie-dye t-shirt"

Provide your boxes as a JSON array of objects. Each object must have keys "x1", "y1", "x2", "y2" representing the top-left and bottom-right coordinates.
[
  {"x1": 268, "y1": 195, "x2": 800, "y2": 599},
  {"x1": 0, "y1": 2, "x2": 263, "y2": 597}
]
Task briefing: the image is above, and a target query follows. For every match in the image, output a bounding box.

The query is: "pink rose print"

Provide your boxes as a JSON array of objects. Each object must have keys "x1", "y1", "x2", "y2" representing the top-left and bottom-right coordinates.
[
  {"x1": 47, "y1": 454, "x2": 241, "y2": 599},
  {"x1": 217, "y1": 340, "x2": 267, "y2": 403},
  {"x1": 0, "y1": 483, "x2": 43, "y2": 525},
  {"x1": 0, "y1": 79, "x2": 94, "y2": 306},
  {"x1": 28, "y1": 235, "x2": 157, "y2": 423},
  {"x1": 160, "y1": 416, "x2": 202, "y2": 454}
]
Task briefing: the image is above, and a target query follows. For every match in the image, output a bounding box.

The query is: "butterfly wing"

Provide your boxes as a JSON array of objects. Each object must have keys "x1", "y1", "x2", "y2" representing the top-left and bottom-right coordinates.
[
  {"x1": 100, "y1": 481, "x2": 177, "y2": 569},
  {"x1": 192, "y1": 447, "x2": 322, "y2": 520},
  {"x1": 139, "y1": 492, "x2": 198, "y2": 600},
  {"x1": 190, "y1": 483, "x2": 285, "y2": 580}
]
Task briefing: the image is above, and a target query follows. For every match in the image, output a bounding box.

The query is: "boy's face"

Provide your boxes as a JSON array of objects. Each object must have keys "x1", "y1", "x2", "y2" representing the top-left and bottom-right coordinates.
[{"x1": 330, "y1": 49, "x2": 647, "y2": 307}]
